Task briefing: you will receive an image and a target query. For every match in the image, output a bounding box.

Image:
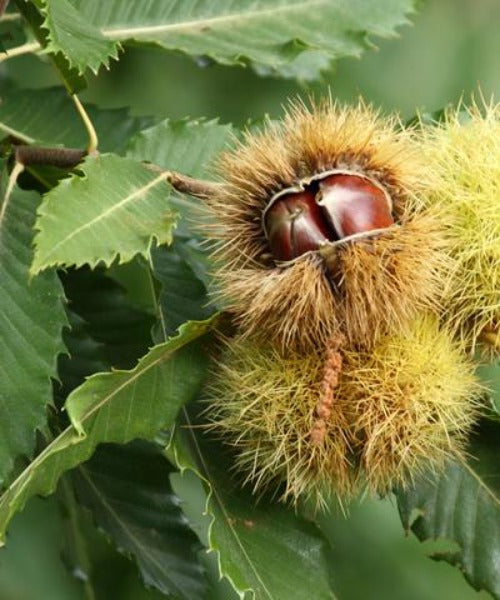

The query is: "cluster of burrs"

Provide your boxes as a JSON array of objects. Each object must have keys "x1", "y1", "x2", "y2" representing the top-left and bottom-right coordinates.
[{"x1": 198, "y1": 98, "x2": 498, "y2": 508}]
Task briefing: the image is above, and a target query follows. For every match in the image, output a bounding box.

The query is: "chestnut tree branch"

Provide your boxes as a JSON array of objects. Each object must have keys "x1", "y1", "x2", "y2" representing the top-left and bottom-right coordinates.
[
  {"x1": 12, "y1": 144, "x2": 222, "y2": 199},
  {"x1": 0, "y1": 0, "x2": 10, "y2": 18},
  {"x1": 143, "y1": 162, "x2": 223, "y2": 199},
  {"x1": 14, "y1": 145, "x2": 87, "y2": 168}
]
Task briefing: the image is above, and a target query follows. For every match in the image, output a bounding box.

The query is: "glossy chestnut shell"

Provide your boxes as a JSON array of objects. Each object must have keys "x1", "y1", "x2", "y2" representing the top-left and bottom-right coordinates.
[{"x1": 263, "y1": 172, "x2": 394, "y2": 261}]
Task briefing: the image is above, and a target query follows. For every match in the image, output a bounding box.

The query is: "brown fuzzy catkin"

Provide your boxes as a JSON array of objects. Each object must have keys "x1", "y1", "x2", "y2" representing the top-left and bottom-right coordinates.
[{"x1": 311, "y1": 335, "x2": 345, "y2": 444}]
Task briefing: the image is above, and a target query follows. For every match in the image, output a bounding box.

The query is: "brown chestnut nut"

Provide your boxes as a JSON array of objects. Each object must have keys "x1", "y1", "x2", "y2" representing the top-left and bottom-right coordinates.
[
  {"x1": 264, "y1": 190, "x2": 332, "y2": 261},
  {"x1": 317, "y1": 174, "x2": 394, "y2": 238}
]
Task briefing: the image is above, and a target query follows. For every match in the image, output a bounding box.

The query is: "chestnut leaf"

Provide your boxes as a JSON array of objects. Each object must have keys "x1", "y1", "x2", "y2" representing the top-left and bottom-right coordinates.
[
  {"x1": 66, "y1": 0, "x2": 417, "y2": 79},
  {"x1": 396, "y1": 422, "x2": 500, "y2": 599},
  {"x1": 168, "y1": 416, "x2": 336, "y2": 600},
  {"x1": 31, "y1": 154, "x2": 177, "y2": 274},
  {"x1": 0, "y1": 87, "x2": 151, "y2": 152},
  {"x1": 126, "y1": 116, "x2": 233, "y2": 234},
  {"x1": 39, "y1": 0, "x2": 120, "y2": 75},
  {"x1": 0, "y1": 317, "x2": 215, "y2": 545},
  {"x1": 71, "y1": 441, "x2": 207, "y2": 600},
  {"x1": 0, "y1": 171, "x2": 67, "y2": 487}
]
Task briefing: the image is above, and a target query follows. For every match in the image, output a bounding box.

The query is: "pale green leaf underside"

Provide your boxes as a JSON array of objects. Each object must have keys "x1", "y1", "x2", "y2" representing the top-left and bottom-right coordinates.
[
  {"x1": 126, "y1": 118, "x2": 233, "y2": 178},
  {"x1": 0, "y1": 177, "x2": 67, "y2": 486},
  {"x1": 170, "y1": 422, "x2": 335, "y2": 600},
  {"x1": 31, "y1": 154, "x2": 176, "y2": 273},
  {"x1": 0, "y1": 318, "x2": 214, "y2": 544},
  {"x1": 41, "y1": 0, "x2": 120, "y2": 74},
  {"x1": 397, "y1": 428, "x2": 500, "y2": 598},
  {"x1": 71, "y1": 0, "x2": 416, "y2": 70}
]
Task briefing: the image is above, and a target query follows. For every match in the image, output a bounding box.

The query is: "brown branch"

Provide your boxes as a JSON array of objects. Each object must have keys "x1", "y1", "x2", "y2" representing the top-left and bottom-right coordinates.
[
  {"x1": 0, "y1": 0, "x2": 10, "y2": 18},
  {"x1": 14, "y1": 145, "x2": 86, "y2": 168},
  {"x1": 143, "y1": 162, "x2": 223, "y2": 200},
  {"x1": 12, "y1": 145, "x2": 222, "y2": 199},
  {"x1": 310, "y1": 334, "x2": 346, "y2": 444}
]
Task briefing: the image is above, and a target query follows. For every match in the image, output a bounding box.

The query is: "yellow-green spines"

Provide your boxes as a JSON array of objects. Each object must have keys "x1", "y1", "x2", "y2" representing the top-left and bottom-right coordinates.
[
  {"x1": 419, "y1": 102, "x2": 500, "y2": 354},
  {"x1": 205, "y1": 318, "x2": 481, "y2": 506},
  {"x1": 204, "y1": 98, "x2": 449, "y2": 352},
  {"x1": 205, "y1": 338, "x2": 354, "y2": 508},
  {"x1": 343, "y1": 316, "x2": 482, "y2": 493}
]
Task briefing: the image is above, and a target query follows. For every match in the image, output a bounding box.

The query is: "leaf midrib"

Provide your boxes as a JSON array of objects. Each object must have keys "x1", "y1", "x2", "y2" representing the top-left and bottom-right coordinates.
[
  {"x1": 35, "y1": 169, "x2": 169, "y2": 267},
  {"x1": 101, "y1": 0, "x2": 326, "y2": 39},
  {"x1": 181, "y1": 410, "x2": 274, "y2": 600},
  {"x1": 77, "y1": 466, "x2": 185, "y2": 598},
  {"x1": 1, "y1": 341, "x2": 178, "y2": 506}
]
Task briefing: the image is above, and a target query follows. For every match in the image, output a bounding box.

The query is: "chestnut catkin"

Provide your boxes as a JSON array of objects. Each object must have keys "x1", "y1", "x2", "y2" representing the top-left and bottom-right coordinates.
[
  {"x1": 205, "y1": 337, "x2": 355, "y2": 508},
  {"x1": 204, "y1": 98, "x2": 449, "y2": 351}
]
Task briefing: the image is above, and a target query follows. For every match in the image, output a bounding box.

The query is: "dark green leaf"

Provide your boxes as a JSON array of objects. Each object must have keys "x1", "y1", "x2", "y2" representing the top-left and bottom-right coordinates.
[
  {"x1": 169, "y1": 415, "x2": 336, "y2": 600},
  {"x1": 152, "y1": 242, "x2": 213, "y2": 337},
  {"x1": 0, "y1": 87, "x2": 152, "y2": 152},
  {"x1": 396, "y1": 422, "x2": 500, "y2": 598},
  {"x1": 73, "y1": 441, "x2": 207, "y2": 599},
  {"x1": 61, "y1": 267, "x2": 155, "y2": 371},
  {"x1": 0, "y1": 167, "x2": 67, "y2": 486},
  {"x1": 0, "y1": 317, "x2": 216, "y2": 543}
]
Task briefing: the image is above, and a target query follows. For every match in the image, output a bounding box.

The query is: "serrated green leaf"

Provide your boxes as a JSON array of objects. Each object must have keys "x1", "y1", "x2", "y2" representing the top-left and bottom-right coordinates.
[
  {"x1": 127, "y1": 117, "x2": 232, "y2": 232},
  {"x1": 71, "y1": 0, "x2": 416, "y2": 75},
  {"x1": 72, "y1": 441, "x2": 207, "y2": 599},
  {"x1": 126, "y1": 117, "x2": 231, "y2": 277},
  {"x1": 41, "y1": 0, "x2": 119, "y2": 75},
  {"x1": 31, "y1": 154, "x2": 176, "y2": 273},
  {"x1": 396, "y1": 423, "x2": 500, "y2": 598},
  {"x1": 13, "y1": 0, "x2": 85, "y2": 93},
  {"x1": 0, "y1": 167, "x2": 67, "y2": 486},
  {"x1": 0, "y1": 87, "x2": 153, "y2": 152},
  {"x1": 0, "y1": 317, "x2": 215, "y2": 544},
  {"x1": 170, "y1": 470, "x2": 243, "y2": 600},
  {"x1": 169, "y1": 419, "x2": 336, "y2": 600}
]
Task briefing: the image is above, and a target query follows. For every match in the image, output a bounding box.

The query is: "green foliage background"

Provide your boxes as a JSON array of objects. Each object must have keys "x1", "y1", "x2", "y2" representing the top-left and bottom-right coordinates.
[{"x1": 0, "y1": 1, "x2": 498, "y2": 599}]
